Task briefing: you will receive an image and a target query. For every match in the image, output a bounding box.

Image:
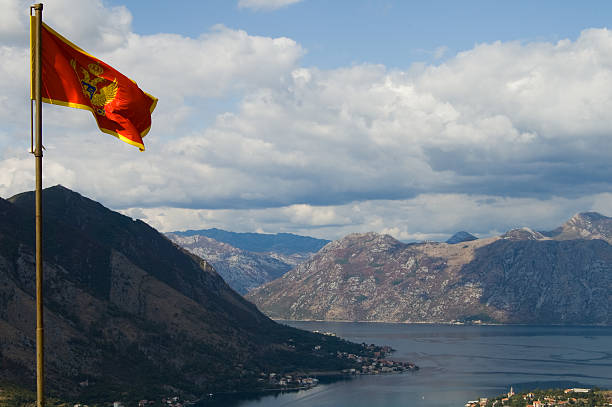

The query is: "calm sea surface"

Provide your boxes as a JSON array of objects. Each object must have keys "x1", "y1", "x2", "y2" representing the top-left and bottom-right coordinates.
[{"x1": 203, "y1": 322, "x2": 612, "y2": 407}]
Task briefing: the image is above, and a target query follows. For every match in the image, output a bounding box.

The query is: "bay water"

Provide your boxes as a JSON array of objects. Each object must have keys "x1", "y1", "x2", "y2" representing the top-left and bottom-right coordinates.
[{"x1": 203, "y1": 322, "x2": 612, "y2": 407}]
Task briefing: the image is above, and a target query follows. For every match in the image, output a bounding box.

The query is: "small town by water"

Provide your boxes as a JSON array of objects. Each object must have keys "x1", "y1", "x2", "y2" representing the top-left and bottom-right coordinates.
[{"x1": 466, "y1": 387, "x2": 612, "y2": 407}]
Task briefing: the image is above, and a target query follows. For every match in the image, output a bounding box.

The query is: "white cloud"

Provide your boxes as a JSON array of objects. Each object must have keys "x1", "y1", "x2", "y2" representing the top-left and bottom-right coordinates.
[
  {"x1": 42, "y1": 0, "x2": 132, "y2": 51},
  {"x1": 237, "y1": 0, "x2": 303, "y2": 11},
  {"x1": 0, "y1": 0, "x2": 29, "y2": 45},
  {"x1": 119, "y1": 193, "x2": 611, "y2": 241},
  {"x1": 0, "y1": 0, "x2": 304, "y2": 202},
  {"x1": 0, "y1": 0, "x2": 132, "y2": 49},
  {"x1": 0, "y1": 46, "x2": 29, "y2": 137},
  {"x1": 1, "y1": 0, "x2": 611, "y2": 240},
  {"x1": 154, "y1": 31, "x2": 612, "y2": 209},
  {"x1": 100, "y1": 25, "x2": 303, "y2": 102},
  {"x1": 282, "y1": 204, "x2": 349, "y2": 226},
  {"x1": 417, "y1": 31, "x2": 612, "y2": 141},
  {"x1": 0, "y1": 156, "x2": 31, "y2": 194}
]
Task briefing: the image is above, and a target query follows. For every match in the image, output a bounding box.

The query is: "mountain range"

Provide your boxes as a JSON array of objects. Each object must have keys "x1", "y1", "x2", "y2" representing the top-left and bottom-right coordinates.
[
  {"x1": 166, "y1": 231, "x2": 328, "y2": 294},
  {"x1": 170, "y1": 228, "x2": 330, "y2": 255},
  {"x1": 246, "y1": 212, "x2": 612, "y2": 325},
  {"x1": 0, "y1": 186, "x2": 377, "y2": 401}
]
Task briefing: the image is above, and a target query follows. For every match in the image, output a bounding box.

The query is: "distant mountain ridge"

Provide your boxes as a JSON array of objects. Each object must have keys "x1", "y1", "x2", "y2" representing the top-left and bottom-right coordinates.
[
  {"x1": 171, "y1": 228, "x2": 330, "y2": 255},
  {"x1": 247, "y1": 212, "x2": 612, "y2": 325},
  {"x1": 165, "y1": 233, "x2": 308, "y2": 294},
  {"x1": 167, "y1": 229, "x2": 330, "y2": 294}
]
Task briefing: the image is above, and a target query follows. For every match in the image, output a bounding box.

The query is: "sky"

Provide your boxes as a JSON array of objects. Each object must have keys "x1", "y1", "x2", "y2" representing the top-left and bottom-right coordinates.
[{"x1": 1, "y1": 0, "x2": 612, "y2": 241}]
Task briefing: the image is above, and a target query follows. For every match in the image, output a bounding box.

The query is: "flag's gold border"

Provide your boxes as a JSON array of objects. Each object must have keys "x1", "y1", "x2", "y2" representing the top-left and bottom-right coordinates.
[{"x1": 30, "y1": 17, "x2": 158, "y2": 151}]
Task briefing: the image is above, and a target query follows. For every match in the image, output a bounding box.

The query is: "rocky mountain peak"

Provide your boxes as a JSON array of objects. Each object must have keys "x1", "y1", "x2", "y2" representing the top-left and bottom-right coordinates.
[
  {"x1": 446, "y1": 231, "x2": 478, "y2": 244},
  {"x1": 10, "y1": 184, "x2": 81, "y2": 203},
  {"x1": 568, "y1": 212, "x2": 610, "y2": 229},
  {"x1": 550, "y1": 211, "x2": 612, "y2": 244},
  {"x1": 348, "y1": 232, "x2": 400, "y2": 245},
  {"x1": 501, "y1": 227, "x2": 546, "y2": 241},
  {"x1": 321, "y1": 232, "x2": 402, "y2": 254}
]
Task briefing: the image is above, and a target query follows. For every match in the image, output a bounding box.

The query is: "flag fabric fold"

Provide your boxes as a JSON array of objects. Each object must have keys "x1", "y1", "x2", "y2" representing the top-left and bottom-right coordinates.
[{"x1": 30, "y1": 17, "x2": 157, "y2": 151}]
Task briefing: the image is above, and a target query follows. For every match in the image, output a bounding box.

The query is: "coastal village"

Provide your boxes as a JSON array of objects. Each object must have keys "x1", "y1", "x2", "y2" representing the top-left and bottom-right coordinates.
[
  {"x1": 257, "y1": 338, "x2": 418, "y2": 390},
  {"x1": 466, "y1": 387, "x2": 612, "y2": 407},
  {"x1": 336, "y1": 349, "x2": 418, "y2": 376}
]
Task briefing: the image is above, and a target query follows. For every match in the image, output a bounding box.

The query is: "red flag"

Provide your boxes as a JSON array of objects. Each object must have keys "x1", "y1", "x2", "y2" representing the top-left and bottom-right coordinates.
[{"x1": 31, "y1": 18, "x2": 157, "y2": 151}]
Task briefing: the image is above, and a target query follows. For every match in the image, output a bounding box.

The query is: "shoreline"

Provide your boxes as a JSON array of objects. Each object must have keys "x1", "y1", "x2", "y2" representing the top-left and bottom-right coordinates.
[
  {"x1": 273, "y1": 319, "x2": 612, "y2": 327},
  {"x1": 200, "y1": 368, "x2": 417, "y2": 402}
]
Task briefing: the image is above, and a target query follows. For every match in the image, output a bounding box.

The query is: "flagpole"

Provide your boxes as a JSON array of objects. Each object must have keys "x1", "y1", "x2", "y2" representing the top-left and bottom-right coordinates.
[{"x1": 32, "y1": 3, "x2": 45, "y2": 407}]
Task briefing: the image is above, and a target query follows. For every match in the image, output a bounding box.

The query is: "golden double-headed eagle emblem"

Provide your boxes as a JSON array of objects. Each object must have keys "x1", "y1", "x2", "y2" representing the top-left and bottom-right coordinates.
[{"x1": 70, "y1": 59, "x2": 117, "y2": 116}]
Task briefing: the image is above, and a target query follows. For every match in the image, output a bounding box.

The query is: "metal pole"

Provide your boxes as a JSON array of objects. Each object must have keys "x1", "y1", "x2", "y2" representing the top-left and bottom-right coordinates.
[{"x1": 32, "y1": 4, "x2": 44, "y2": 407}]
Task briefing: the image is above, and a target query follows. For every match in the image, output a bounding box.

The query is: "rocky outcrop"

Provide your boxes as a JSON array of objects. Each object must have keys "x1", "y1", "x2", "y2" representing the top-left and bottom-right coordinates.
[
  {"x1": 247, "y1": 213, "x2": 612, "y2": 325},
  {"x1": 459, "y1": 238, "x2": 611, "y2": 324}
]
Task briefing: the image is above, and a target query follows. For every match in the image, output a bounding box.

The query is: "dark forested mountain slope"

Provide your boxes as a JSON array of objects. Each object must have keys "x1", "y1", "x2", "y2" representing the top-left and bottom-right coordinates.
[{"x1": 0, "y1": 186, "x2": 370, "y2": 401}]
